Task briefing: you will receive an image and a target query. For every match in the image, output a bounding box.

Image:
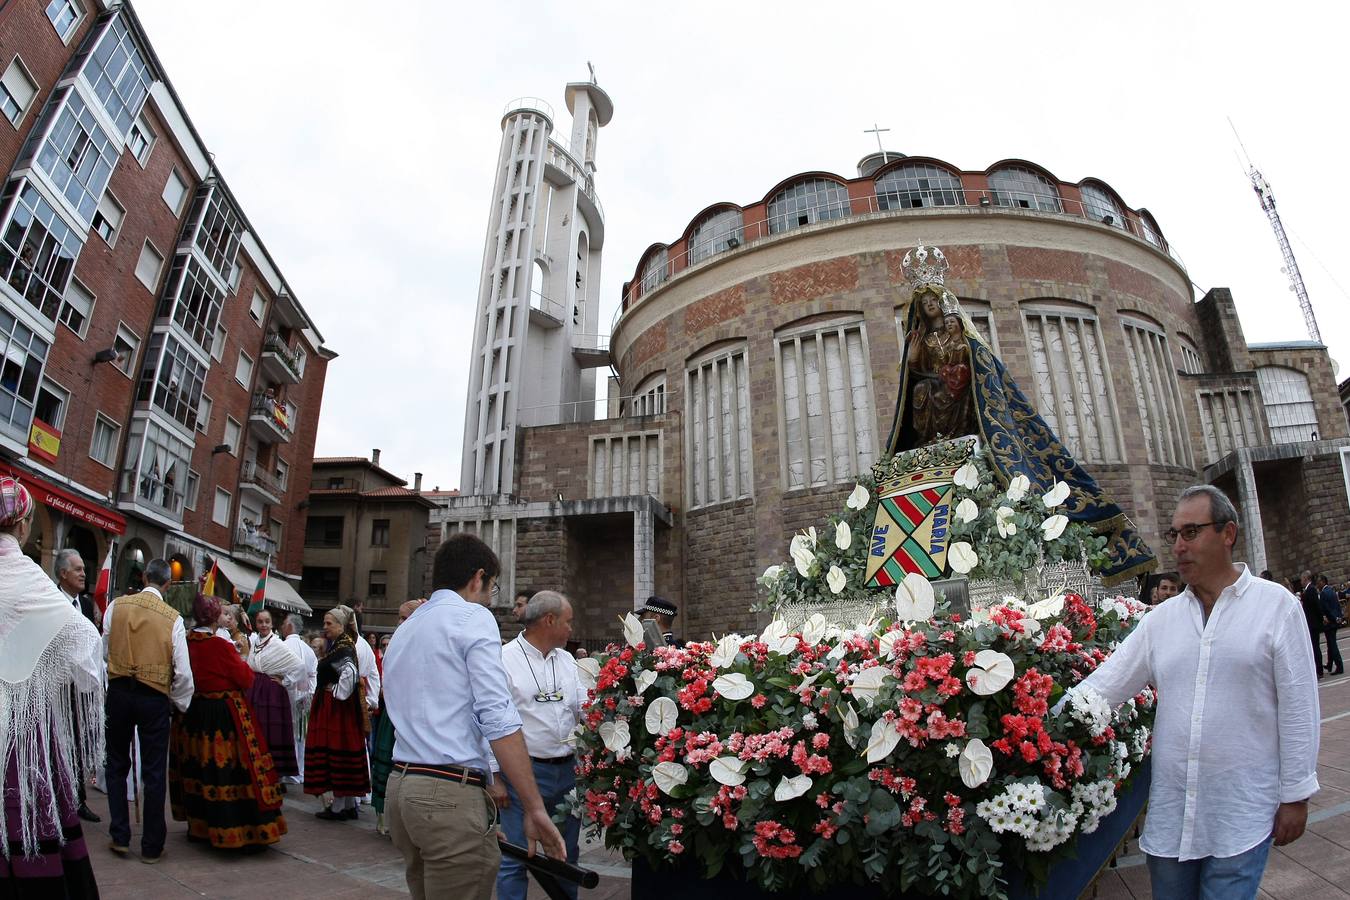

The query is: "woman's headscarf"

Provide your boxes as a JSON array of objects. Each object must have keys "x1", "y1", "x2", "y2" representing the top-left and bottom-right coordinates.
[
  {"x1": 193, "y1": 592, "x2": 222, "y2": 628},
  {"x1": 329, "y1": 604, "x2": 358, "y2": 644},
  {"x1": 0, "y1": 477, "x2": 33, "y2": 529}
]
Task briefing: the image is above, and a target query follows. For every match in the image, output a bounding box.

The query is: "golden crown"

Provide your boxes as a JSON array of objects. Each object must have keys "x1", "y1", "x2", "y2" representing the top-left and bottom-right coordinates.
[{"x1": 901, "y1": 244, "x2": 950, "y2": 289}]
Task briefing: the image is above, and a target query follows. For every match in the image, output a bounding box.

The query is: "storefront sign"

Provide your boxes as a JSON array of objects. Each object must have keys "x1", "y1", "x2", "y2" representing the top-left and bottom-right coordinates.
[{"x1": 0, "y1": 463, "x2": 126, "y2": 534}]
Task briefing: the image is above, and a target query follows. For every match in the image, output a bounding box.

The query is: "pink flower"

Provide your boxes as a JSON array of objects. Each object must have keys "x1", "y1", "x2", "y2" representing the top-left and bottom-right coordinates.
[
  {"x1": 668, "y1": 840, "x2": 685, "y2": 855},
  {"x1": 751, "y1": 693, "x2": 768, "y2": 709}
]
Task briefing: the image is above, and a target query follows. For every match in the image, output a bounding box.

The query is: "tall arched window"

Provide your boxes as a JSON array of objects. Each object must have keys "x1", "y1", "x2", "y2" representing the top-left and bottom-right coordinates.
[
  {"x1": 1257, "y1": 366, "x2": 1319, "y2": 443},
  {"x1": 639, "y1": 248, "x2": 668, "y2": 294},
  {"x1": 1021, "y1": 301, "x2": 1121, "y2": 463},
  {"x1": 1139, "y1": 211, "x2": 1165, "y2": 249},
  {"x1": 875, "y1": 164, "x2": 965, "y2": 210},
  {"x1": 989, "y1": 166, "x2": 1062, "y2": 212},
  {"x1": 1120, "y1": 314, "x2": 1191, "y2": 467},
  {"x1": 688, "y1": 208, "x2": 744, "y2": 265},
  {"x1": 767, "y1": 179, "x2": 851, "y2": 234},
  {"x1": 1079, "y1": 182, "x2": 1123, "y2": 226}
]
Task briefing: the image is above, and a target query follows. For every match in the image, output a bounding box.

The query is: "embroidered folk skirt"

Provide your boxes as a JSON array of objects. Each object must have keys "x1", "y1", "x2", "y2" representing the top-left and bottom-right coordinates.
[
  {"x1": 245, "y1": 673, "x2": 299, "y2": 778},
  {"x1": 168, "y1": 691, "x2": 287, "y2": 850},
  {"x1": 1, "y1": 753, "x2": 98, "y2": 899},
  {"x1": 303, "y1": 691, "x2": 370, "y2": 798}
]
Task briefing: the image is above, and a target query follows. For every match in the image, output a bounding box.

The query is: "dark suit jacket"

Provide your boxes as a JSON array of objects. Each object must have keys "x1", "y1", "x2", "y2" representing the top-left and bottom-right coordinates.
[
  {"x1": 1320, "y1": 586, "x2": 1344, "y2": 625},
  {"x1": 63, "y1": 589, "x2": 97, "y2": 627},
  {"x1": 1302, "y1": 583, "x2": 1322, "y2": 629}
]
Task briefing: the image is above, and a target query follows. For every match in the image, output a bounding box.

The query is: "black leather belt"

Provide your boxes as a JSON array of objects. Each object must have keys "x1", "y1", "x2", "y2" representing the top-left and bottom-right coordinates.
[
  {"x1": 395, "y1": 762, "x2": 487, "y2": 787},
  {"x1": 530, "y1": 754, "x2": 575, "y2": 766}
]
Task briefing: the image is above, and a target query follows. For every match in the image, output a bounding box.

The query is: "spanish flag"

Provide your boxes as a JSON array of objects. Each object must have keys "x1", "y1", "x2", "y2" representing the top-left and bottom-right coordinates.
[{"x1": 202, "y1": 559, "x2": 219, "y2": 597}]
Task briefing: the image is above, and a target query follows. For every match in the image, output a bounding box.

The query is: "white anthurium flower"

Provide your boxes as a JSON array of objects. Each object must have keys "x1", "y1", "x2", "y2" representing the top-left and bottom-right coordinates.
[
  {"x1": 1028, "y1": 594, "x2": 1066, "y2": 620},
  {"x1": 842, "y1": 702, "x2": 861, "y2": 748},
  {"x1": 1041, "y1": 514, "x2": 1069, "y2": 541},
  {"x1": 966, "y1": 650, "x2": 1015, "y2": 696},
  {"x1": 959, "y1": 738, "x2": 994, "y2": 788},
  {"x1": 826, "y1": 565, "x2": 847, "y2": 595},
  {"x1": 846, "y1": 484, "x2": 870, "y2": 510},
  {"x1": 807, "y1": 526, "x2": 818, "y2": 546},
  {"x1": 850, "y1": 665, "x2": 890, "y2": 706},
  {"x1": 955, "y1": 497, "x2": 980, "y2": 524},
  {"x1": 954, "y1": 462, "x2": 980, "y2": 490},
  {"x1": 878, "y1": 629, "x2": 901, "y2": 660},
  {"x1": 622, "y1": 612, "x2": 644, "y2": 648},
  {"x1": 760, "y1": 618, "x2": 788, "y2": 646},
  {"x1": 645, "y1": 696, "x2": 678, "y2": 735},
  {"x1": 789, "y1": 538, "x2": 816, "y2": 577},
  {"x1": 835, "y1": 520, "x2": 852, "y2": 551},
  {"x1": 799, "y1": 614, "x2": 828, "y2": 646},
  {"x1": 574, "y1": 656, "x2": 600, "y2": 690},
  {"x1": 709, "y1": 756, "x2": 749, "y2": 787},
  {"x1": 1006, "y1": 473, "x2": 1031, "y2": 503},
  {"x1": 895, "y1": 572, "x2": 936, "y2": 622},
  {"x1": 1042, "y1": 480, "x2": 1071, "y2": 509},
  {"x1": 760, "y1": 619, "x2": 798, "y2": 656},
  {"x1": 712, "y1": 673, "x2": 756, "y2": 701},
  {"x1": 761, "y1": 564, "x2": 783, "y2": 582},
  {"x1": 652, "y1": 761, "x2": 689, "y2": 795},
  {"x1": 774, "y1": 774, "x2": 813, "y2": 802},
  {"x1": 865, "y1": 718, "x2": 902, "y2": 763},
  {"x1": 599, "y1": 720, "x2": 631, "y2": 754},
  {"x1": 995, "y1": 506, "x2": 1018, "y2": 538},
  {"x1": 634, "y1": 669, "x2": 657, "y2": 695},
  {"x1": 948, "y1": 542, "x2": 979, "y2": 574},
  {"x1": 826, "y1": 642, "x2": 848, "y2": 663},
  {"x1": 709, "y1": 634, "x2": 742, "y2": 669}
]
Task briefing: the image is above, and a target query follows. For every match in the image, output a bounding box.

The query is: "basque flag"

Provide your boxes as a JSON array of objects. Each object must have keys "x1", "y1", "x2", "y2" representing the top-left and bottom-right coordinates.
[
  {"x1": 92, "y1": 545, "x2": 114, "y2": 623},
  {"x1": 248, "y1": 561, "x2": 268, "y2": 616}
]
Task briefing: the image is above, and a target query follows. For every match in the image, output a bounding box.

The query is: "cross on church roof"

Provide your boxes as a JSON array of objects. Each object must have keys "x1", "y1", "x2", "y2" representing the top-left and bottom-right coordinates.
[
  {"x1": 864, "y1": 123, "x2": 891, "y2": 156},
  {"x1": 587, "y1": 61, "x2": 596, "y2": 84}
]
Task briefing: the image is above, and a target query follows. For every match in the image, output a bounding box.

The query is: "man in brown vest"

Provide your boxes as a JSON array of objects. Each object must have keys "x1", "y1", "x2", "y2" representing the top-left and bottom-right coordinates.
[{"x1": 103, "y1": 557, "x2": 194, "y2": 863}]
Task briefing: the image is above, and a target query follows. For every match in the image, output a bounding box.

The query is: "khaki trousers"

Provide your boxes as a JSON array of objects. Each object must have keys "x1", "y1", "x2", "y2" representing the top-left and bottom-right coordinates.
[{"x1": 387, "y1": 769, "x2": 500, "y2": 900}]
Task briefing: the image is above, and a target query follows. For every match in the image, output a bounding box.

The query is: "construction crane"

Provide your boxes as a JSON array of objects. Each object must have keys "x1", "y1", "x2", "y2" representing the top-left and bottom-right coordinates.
[{"x1": 1247, "y1": 167, "x2": 1321, "y2": 343}]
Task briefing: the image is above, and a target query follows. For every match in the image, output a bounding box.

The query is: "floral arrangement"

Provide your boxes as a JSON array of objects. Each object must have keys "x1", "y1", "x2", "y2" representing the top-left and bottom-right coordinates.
[
  {"x1": 571, "y1": 591, "x2": 1153, "y2": 899},
  {"x1": 756, "y1": 448, "x2": 1110, "y2": 612}
]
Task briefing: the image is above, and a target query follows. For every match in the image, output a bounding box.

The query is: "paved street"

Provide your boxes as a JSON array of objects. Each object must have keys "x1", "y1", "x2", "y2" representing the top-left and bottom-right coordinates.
[{"x1": 81, "y1": 646, "x2": 1350, "y2": 899}]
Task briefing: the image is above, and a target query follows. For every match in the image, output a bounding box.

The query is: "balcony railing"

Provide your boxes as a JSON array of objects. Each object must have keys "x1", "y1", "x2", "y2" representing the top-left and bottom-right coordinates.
[
  {"x1": 616, "y1": 188, "x2": 1184, "y2": 327},
  {"x1": 249, "y1": 392, "x2": 295, "y2": 440},
  {"x1": 235, "y1": 525, "x2": 277, "y2": 560},
  {"x1": 546, "y1": 139, "x2": 604, "y2": 221},
  {"x1": 516, "y1": 392, "x2": 671, "y2": 428},
  {"x1": 120, "y1": 469, "x2": 184, "y2": 519},
  {"x1": 261, "y1": 333, "x2": 303, "y2": 381},
  {"x1": 240, "y1": 459, "x2": 284, "y2": 498},
  {"x1": 530, "y1": 289, "x2": 567, "y2": 323}
]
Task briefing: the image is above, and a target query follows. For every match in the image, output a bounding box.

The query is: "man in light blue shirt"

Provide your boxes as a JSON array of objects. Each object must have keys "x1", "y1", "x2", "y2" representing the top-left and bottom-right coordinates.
[{"x1": 382, "y1": 533, "x2": 565, "y2": 900}]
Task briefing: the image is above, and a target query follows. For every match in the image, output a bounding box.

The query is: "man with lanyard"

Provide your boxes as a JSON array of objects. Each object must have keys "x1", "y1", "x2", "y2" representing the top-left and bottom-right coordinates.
[
  {"x1": 1068, "y1": 485, "x2": 1319, "y2": 899},
  {"x1": 382, "y1": 533, "x2": 564, "y2": 900},
  {"x1": 494, "y1": 590, "x2": 583, "y2": 900},
  {"x1": 640, "y1": 595, "x2": 682, "y2": 646},
  {"x1": 54, "y1": 548, "x2": 100, "y2": 823}
]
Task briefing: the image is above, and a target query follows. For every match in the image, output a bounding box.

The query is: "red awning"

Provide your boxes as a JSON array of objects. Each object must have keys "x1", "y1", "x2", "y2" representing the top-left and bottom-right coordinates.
[{"x1": 0, "y1": 462, "x2": 126, "y2": 534}]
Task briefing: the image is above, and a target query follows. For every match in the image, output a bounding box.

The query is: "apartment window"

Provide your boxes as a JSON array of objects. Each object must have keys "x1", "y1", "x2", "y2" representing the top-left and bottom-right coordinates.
[
  {"x1": 245, "y1": 291, "x2": 265, "y2": 326},
  {"x1": 58, "y1": 278, "x2": 94, "y2": 337},
  {"x1": 1197, "y1": 388, "x2": 1262, "y2": 465},
  {"x1": 89, "y1": 412, "x2": 118, "y2": 467},
  {"x1": 222, "y1": 416, "x2": 241, "y2": 455},
  {"x1": 111, "y1": 323, "x2": 138, "y2": 375},
  {"x1": 305, "y1": 516, "x2": 343, "y2": 547},
  {"x1": 591, "y1": 432, "x2": 661, "y2": 499},
  {"x1": 327, "y1": 477, "x2": 344, "y2": 490},
  {"x1": 1, "y1": 58, "x2": 38, "y2": 126},
  {"x1": 184, "y1": 469, "x2": 200, "y2": 511},
  {"x1": 135, "y1": 240, "x2": 163, "y2": 290},
  {"x1": 127, "y1": 417, "x2": 190, "y2": 515},
  {"x1": 136, "y1": 333, "x2": 206, "y2": 430},
  {"x1": 686, "y1": 346, "x2": 752, "y2": 508},
  {"x1": 196, "y1": 393, "x2": 212, "y2": 433},
  {"x1": 300, "y1": 566, "x2": 340, "y2": 600},
  {"x1": 630, "y1": 373, "x2": 666, "y2": 416},
  {"x1": 639, "y1": 248, "x2": 668, "y2": 295},
  {"x1": 1022, "y1": 303, "x2": 1120, "y2": 463},
  {"x1": 1121, "y1": 316, "x2": 1191, "y2": 467},
  {"x1": 275, "y1": 458, "x2": 288, "y2": 491},
  {"x1": 368, "y1": 518, "x2": 391, "y2": 547},
  {"x1": 157, "y1": 256, "x2": 222, "y2": 352},
  {"x1": 368, "y1": 570, "x2": 387, "y2": 600},
  {"x1": 235, "y1": 350, "x2": 253, "y2": 387},
  {"x1": 0, "y1": 181, "x2": 82, "y2": 320},
  {"x1": 44, "y1": 0, "x2": 83, "y2": 43},
  {"x1": 211, "y1": 324, "x2": 226, "y2": 362},
  {"x1": 162, "y1": 169, "x2": 188, "y2": 215},
  {"x1": 767, "y1": 178, "x2": 851, "y2": 234},
  {"x1": 1079, "y1": 182, "x2": 1123, "y2": 225},
  {"x1": 212, "y1": 487, "x2": 231, "y2": 525},
  {"x1": 0, "y1": 306, "x2": 49, "y2": 444},
  {"x1": 777, "y1": 320, "x2": 876, "y2": 490},
  {"x1": 91, "y1": 191, "x2": 124, "y2": 246},
  {"x1": 1179, "y1": 337, "x2": 1203, "y2": 375},
  {"x1": 1257, "y1": 366, "x2": 1319, "y2": 444},
  {"x1": 35, "y1": 90, "x2": 118, "y2": 224},
  {"x1": 83, "y1": 17, "x2": 152, "y2": 137},
  {"x1": 33, "y1": 378, "x2": 69, "y2": 430},
  {"x1": 688, "y1": 207, "x2": 744, "y2": 265},
  {"x1": 875, "y1": 163, "x2": 965, "y2": 210},
  {"x1": 189, "y1": 186, "x2": 243, "y2": 283},
  {"x1": 127, "y1": 113, "x2": 154, "y2": 165},
  {"x1": 269, "y1": 517, "x2": 283, "y2": 554},
  {"x1": 989, "y1": 166, "x2": 1062, "y2": 212}
]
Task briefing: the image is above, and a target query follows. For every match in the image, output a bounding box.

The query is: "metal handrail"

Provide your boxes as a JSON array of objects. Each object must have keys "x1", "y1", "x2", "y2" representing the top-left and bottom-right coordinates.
[
  {"x1": 240, "y1": 459, "x2": 284, "y2": 496},
  {"x1": 236, "y1": 525, "x2": 277, "y2": 557},
  {"x1": 613, "y1": 189, "x2": 1185, "y2": 330},
  {"x1": 546, "y1": 139, "x2": 604, "y2": 220},
  {"x1": 261, "y1": 333, "x2": 302, "y2": 379},
  {"x1": 530, "y1": 289, "x2": 567, "y2": 321},
  {"x1": 515, "y1": 390, "x2": 673, "y2": 428},
  {"x1": 572, "y1": 332, "x2": 610, "y2": 352},
  {"x1": 249, "y1": 392, "x2": 296, "y2": 436},
  {"x1": 503, "y1": 97, "x2": 554, "y2": 122}
]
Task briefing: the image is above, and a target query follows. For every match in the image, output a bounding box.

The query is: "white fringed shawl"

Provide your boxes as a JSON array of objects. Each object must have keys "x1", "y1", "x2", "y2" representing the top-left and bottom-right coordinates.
[
  {"x1": 0, "y1": 534, "x2": 104, "y2": 859},
  {"x1": 248, "y1": 631, "x2": 302, "y2": 689}
]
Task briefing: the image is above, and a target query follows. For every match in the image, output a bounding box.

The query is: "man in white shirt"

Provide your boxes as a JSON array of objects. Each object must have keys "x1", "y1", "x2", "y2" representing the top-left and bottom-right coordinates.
[
  {"x1": 382, "y1": 533, "x2": 564, "y2": 900},
  {"x1": 281, "y1": 613, "x2": 318, "y2": 782},
  {"x1": 1073, "y1": 485, "x2": 1319, "y2": 899},
  {"x1": 495, "y1": 591, "x2": 583, "y2": 900}
]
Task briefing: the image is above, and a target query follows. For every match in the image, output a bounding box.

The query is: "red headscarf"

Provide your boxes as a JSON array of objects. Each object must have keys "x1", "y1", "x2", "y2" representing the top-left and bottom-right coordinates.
[{"x1": 0, "y1": 477, "x2": 33, "y2": 529}]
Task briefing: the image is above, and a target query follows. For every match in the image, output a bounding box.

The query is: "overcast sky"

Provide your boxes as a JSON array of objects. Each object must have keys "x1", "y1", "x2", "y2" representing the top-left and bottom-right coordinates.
[{"x1": 131, "y1": 0, "x2": 1349, "y2": 491}]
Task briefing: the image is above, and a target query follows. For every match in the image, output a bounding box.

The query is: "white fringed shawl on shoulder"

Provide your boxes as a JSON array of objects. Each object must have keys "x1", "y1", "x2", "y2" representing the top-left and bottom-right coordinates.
[{"x1": 0, "y1": 533, "x2": 104, "y2": 859}]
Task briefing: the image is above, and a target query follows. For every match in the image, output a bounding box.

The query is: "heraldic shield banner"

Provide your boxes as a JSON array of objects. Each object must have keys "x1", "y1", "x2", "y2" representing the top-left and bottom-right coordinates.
[{"x1": 864, "y1": 466, "x2": 958, "y2": 587}]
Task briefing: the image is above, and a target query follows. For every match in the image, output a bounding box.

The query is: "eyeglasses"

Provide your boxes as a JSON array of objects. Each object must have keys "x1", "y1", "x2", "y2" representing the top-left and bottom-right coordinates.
[
  {"x1": 533, "y1": 690, "x2": 565, "y2": 703},
  {"x1": 1164, "y1": 522, "x2": 1222, "y2": 544}
]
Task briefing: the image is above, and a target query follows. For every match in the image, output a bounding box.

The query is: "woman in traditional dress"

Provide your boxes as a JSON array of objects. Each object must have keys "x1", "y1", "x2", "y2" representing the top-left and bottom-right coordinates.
[
  {"x1": 246, "y1": 610, "x2": 302, "y2": 782},
  {"x1": 0, "y1": 478, "x2": 102, "y2": 898},
  {"x1": 169, "y1": 593, "x2": 287, "y2": 851},
  {"x1": 305, "y1": 606, "x2": 370, "y2": 821}
]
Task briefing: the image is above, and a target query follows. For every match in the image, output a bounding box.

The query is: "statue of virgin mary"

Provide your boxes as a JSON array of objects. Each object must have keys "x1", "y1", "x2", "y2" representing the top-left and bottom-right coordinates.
[{"x1": 884, "y1": 245, "x2": 1155, "y2": 585}]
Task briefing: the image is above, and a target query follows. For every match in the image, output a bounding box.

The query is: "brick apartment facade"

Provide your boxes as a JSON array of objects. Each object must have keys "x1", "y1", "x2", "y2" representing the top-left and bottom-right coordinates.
[{"x1": 0, "y1": 0, "x2": 332, "y2": 614}]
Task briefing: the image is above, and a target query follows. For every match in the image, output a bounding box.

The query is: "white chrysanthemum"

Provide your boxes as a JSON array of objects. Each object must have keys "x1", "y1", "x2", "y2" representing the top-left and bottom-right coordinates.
[{"x1": 1065, "y1": 684, "x2": 1113, "y2": 737}]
